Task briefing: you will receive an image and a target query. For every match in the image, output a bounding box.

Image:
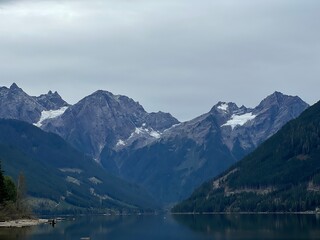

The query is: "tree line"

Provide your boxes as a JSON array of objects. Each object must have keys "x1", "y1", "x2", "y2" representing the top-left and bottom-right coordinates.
[{"x1": 0, "y1": 160, "x2": 29, "y2": 220}]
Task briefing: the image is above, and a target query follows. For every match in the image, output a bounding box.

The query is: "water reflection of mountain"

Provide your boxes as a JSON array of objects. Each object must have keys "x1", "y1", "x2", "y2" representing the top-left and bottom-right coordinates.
[{"x1": 172, "y1": 214, "x2": 320, "y2": 239}]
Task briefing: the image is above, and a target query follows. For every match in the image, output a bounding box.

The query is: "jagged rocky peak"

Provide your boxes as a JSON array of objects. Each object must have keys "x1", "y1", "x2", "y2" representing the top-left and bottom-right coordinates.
[
  {"x1": 255, "y1": 91, "x2": 308, "y2": 112},
  {"x1": 85, "y1": 90, "x2": 146, "y2": 115},
  {"x1": 9, "y1": 82, "x2": 22, "y2": 91},
  {"x1": 35, "y1": 90, "x2": 70, "y2": 110},
  {"x1": 81, "y1": 90, "x2": 179, "y2": 130},
  {"x1": 0, "y1": 83, "x2": 23, "y2": 95},
  {"x1": 258, "y1": 91, "x2": 289, "y2": 107},
  {"x1": 213, "y1": 101, "x2": 234, "y2": 112},
  {"x1": 218, "y1": 91, "x2": 309, "y2": 154},
  {"x1": 0, "y1": 83, "x2": 45, "y2": 124},
  {"x1": 210, "y1": 101, "x2": 249, "y2": 115},
  {"x1": 41, "y1": 88, "x2": 180, "y2": 160}
]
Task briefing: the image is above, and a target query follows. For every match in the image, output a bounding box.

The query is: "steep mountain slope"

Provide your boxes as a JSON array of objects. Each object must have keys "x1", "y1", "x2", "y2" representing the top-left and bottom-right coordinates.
[
  {"x1": 42, "y1": 90, "x2": 179, "y2": 160},
  {"x1": 0, "y1": 83, "x2": 69, "y2": 125},
  {"x1": 173, "y1": 100, "x2": 320, "y2": 213},
  {"x1": 0, "y1": 119, "x2": 157, "y2": 214},
  {"x1": 101, "y1": 92, "x2": 309, "y2": 205},
  {"x1": 0, "y1": 83, "x2": 45, "y2": 124}
]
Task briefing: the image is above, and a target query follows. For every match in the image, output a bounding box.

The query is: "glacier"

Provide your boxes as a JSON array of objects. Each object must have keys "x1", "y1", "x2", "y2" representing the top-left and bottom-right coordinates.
[
  {"x1": 222, "y1": 112, "x2": 256, "y2": 130},
  {"x1": 34, "y1": 106, "x2": 68, "y2": 127}
]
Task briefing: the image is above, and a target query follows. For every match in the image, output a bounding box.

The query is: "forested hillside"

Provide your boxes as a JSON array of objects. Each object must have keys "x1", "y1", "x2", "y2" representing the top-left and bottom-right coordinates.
[
  {"x1": 173, "y1": 101, "x2": 320, "y2": 213},
  {"x1": 0, "y1": 119, "x2": 157, "y2": 214}
]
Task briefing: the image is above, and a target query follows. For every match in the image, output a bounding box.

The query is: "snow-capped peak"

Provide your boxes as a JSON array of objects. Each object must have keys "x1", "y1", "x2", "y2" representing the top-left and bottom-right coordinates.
[
  {"x1": 217, "y1": 102, "x2": 228, "y2": 111},
  {"x1": 222, "y1": 112, "x2": 256, "y2": 130},
  {"x1": 34, "y1": 106, "x2": 68, "y2": 127}
]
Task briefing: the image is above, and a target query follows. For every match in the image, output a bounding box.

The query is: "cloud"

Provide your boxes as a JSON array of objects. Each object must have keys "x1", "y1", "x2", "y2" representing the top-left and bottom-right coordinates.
[{"x1": 0, "y1": 0, "x2": 319, "y2": 121}]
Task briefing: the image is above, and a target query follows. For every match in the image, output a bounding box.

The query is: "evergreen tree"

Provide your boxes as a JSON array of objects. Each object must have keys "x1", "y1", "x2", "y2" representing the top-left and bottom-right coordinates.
[{"x1": 4, "y1": 176, "x2": 17, "y2": 202}]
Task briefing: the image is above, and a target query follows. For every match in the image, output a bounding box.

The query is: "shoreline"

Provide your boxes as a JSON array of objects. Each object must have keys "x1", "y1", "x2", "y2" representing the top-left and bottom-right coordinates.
[
  {"x1": 0, "y1": 219, "x2": 48, "y2": 228},
  {"x1": 171, "y1": 211, "x2": 320, "y2": 215}
]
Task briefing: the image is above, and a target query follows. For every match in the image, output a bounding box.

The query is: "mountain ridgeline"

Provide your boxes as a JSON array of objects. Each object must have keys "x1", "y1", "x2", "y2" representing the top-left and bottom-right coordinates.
[
  {"x1": 0, "y1": 83, "x2": 310, "y2": 208},
  {"x1": 41, "y1": 90, "x2": 179, "y2": 160},
  {"x1": 173, "y1": 100, "x2": 320, "y2": 213},
  {"x1": 101, "y1": 92, "x2": 308, "y2": 204},
  {"x1": 0, "y1": 83, "x2": 68, "y2": 124}
]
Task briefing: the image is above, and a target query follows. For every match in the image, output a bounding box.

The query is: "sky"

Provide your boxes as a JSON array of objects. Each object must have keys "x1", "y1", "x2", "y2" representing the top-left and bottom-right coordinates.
[{"x1": 0, "y1": 0, "x2": 319, "y2": 121}]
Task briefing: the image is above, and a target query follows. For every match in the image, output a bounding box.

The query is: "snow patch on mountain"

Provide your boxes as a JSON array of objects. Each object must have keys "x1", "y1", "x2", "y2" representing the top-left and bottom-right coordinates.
[
  {"x1": 34, "y1": 106, "x2": 68, "y2": 127},
  {"x1": 131, "y1": 126, "x2": 161, "y2": 139},
  {"x1": 115, "y1": 125, "x2": 162, "y2": 149},
  {"x1": 217, "y1": 103, "x2": 228, "y2": 111},
  {"x1": 222, "y1": 112, "x2": 256, "y2": 130},
  {"x1": 135, "y1": 127, "x2": 143, "y2": 134},
  {"x1": 116, "y1": 139, "x2": 126, "y2": 147},
  {"x1": 149, "y1": 130, "x2": 161, "y2": 139}
]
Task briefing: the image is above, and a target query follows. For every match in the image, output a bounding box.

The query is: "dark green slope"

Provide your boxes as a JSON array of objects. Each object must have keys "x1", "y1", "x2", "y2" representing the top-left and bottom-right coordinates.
[
  {"x1": 101, "y1": 122, "x2": 238, "y2": 205},
  {"x1": 173, "y1": 101, "x2": 320, "y2": 213},
  {"x1": 0, "y1": 119, "x2": 157, "y2": 213}
]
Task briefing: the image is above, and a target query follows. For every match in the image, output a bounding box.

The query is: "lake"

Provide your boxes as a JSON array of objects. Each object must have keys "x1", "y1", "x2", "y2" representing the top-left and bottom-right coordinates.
[{"x1": 1, "y1": 214, "x2": 320, "y2": 240}]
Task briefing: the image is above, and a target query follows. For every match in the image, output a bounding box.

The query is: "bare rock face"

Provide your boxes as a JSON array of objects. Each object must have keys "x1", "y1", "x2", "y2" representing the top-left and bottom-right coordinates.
[
  {"x1": 0, "y1": 83, "x2": 179, "y2": 161},
  {"x1": 0, "y1": 83, "x2": 70, "y2": 124},
  {"x1": 34, "y1": 90, "x2": 70, "y2": 110},
  {"x1": 42, "y1": 90, "x2": 179, "y2": 160},
  {"x1": 101, "y1": 92, "x2": 309, "y2": 205},
  {"x1": 0, "y1": 83, "x2": 45, "y2": 124},
  {"x1": 217, "y1": 91, "x2": 309, "y2": 155}
]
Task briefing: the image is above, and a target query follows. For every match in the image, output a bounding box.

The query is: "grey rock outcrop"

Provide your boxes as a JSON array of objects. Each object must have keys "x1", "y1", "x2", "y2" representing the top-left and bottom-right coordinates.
[
  {"x1": 0, "y1": 83, "x2": 70, "y2": 124},
  {"x1": 0, "y1": 83, "x2": 45, "y2": 124},
  {"x1": 34, "y1": 90, "x2": 70, "y2": 110}
]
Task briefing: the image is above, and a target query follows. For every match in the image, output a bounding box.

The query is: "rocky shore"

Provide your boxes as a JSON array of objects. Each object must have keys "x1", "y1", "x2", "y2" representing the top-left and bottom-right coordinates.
[{"x1": 0, "y1": 219, "x2": 48, "y2": 228}]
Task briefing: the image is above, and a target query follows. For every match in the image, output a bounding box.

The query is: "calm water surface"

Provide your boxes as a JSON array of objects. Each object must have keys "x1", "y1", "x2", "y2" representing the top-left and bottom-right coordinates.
[{"x1": 1, "y1": 214, "x2": 320, "y2": 240}]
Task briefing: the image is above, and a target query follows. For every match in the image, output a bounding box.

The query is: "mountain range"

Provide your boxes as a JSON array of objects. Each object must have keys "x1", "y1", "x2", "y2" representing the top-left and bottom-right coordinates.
[
  {"x1": 173, "y1": 100, "x2": 320, "y2": 213},
  {"x1": 100, "y1": 92, "x2": 309, "y2": 204},
  {"x1": 0, "y1": 119, "x2": 157, "y2": 214},
  {"x1": 0, "y1": 83, "x2": 310, "y2": 207},
  {"x1": 41, "y1": 90, "x2": 179, "y2": 160},
  {"x1": 0, "y1": 83, "x2": 68, "y2": 125}
]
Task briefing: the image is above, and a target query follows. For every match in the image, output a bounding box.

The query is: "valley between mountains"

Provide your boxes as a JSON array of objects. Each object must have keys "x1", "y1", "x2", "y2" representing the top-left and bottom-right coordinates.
[{"x1": 1, "y1": 83, "x2": 316, "y2": 213}]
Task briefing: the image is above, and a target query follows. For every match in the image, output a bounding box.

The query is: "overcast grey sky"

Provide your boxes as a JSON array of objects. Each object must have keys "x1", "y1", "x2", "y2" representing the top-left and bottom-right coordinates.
[{"x1": 0, "y1": 0, "x2": 319, "y2": 121}]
